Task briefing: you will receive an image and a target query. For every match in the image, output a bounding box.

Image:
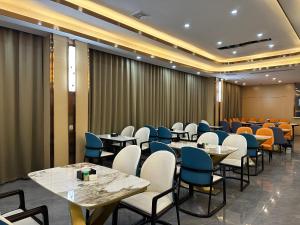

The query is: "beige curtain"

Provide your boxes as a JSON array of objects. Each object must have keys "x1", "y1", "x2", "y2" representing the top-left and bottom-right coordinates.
[
  {"x1": 222, "y1": 81, "x2": 242, "y2": 119},
  {"x1": 89, "y1": 50, "x2": 214, "y2": 134},
  {"x1": 0, "y1": 27, "x2": 44, "y2": 183}
]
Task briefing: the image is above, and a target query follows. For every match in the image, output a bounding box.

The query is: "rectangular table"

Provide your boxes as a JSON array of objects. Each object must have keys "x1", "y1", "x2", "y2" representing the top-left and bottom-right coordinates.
[
  {"x1": 209, "y1": 125, "x2": 223, "y2": 130},
  {"x1": 171, "y1": 130, "x2": 189, "y2": 139},
  {"x1": 28, "y1": 163, "x2": 149, "y2": 225},
  {"x1": 97, "y1": 134, "x2": 136, "y2": 147}
]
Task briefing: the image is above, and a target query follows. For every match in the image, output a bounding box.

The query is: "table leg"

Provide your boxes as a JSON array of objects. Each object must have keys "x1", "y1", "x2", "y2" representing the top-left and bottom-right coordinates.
[
  {"x1": 69, "y1": 203, "x2": 86, "y2": 225},
  {"x1": 89, "y1": 202, "x2": 119, "y2": 225}
]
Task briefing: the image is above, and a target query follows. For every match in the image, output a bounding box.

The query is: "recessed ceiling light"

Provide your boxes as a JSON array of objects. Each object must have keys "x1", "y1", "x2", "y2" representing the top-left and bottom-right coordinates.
[
  {"x1": 136, "y1": 56, "x2": 142, "y2": 60},
  {"x1": 231, "y1": 9, "x2": 238, "y2": 15},
  {"x1": 278, "y1": 80, "x2": 282, "y2": 83},
  {"x1": 114, "y1": 44, "x2": 118, "y2": 48},
  {"x1": 232, "y1": 50, "x2": 237, "y2": 55},
  {"x1": 242, "y1": 82, "x2": 246, "y2": 86},
  {"x1": 234, "y1": 81, "x2": 238, "y2": 84},
  {"x1": 257, "y1": 33, "x2": 263, "y2": 38},
  {"x1": 172, "y1": 65, "x2": 176, "y2": 69},
  {"x1": 197, "y1": 71, "x2": 201, "y2": 75},
  {"x1": 150, "y1": 55, "x2": 155, "y2": 58},
  {"x1": 184, "y1": 23, "x2": 190, "y2": 29},
  {"x1": 265, "y1": 74, "x2": 269, "y2": 77},
  {"x1": 268, "y1": 44, "x2": 274, "y2": 48},
  {"x1": 272, "y1": 77, "x2": 277, "y2": 81},
  {"x1": 217, "y1": 41, "x2": 223, "y2": 45},
  {"x1": 169, "y1": 60, "x2": 173, "y2": 64},
  {"x1": 37, "y1": 21, "x2": 42, "y2": 26}
]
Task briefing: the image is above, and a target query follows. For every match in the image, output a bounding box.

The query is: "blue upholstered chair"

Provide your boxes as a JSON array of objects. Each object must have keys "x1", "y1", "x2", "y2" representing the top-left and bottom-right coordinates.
[
  {"x1": 270, "y1": 127, "x2": 288, "y2": 152},
  {"x1": 220, "y1": 121, "x2": 230, "y2": 132},
  {"x1": 250, "y1": 124, "x2": 261, "y2": 134},
  {"x1": 231, "y1": 121, "x2": 242, "y2": 133},
  {"x1": 214, "y1": 130, "x2": 229, "y2": 145},
  {"x1": 158, "y1": 127, "x2": 172, "y2": 144},
  {"x1": 241, "y1": 133, "x2": 264, "y2": 175},
  {"x1": 178, "y1": 147, "x2": 226, "y2": 217},
  {"x1": 149, "y1": 141, "x2": 181, "y2": 164},
  {"x1": 197, "y1": 122, "x2": 210, "y2": 137},
  {"x1": 84, "y1": 132, "x2": 113, "y2": 162},
  {"x1": 145, "y1": 125, "x2": 158, "y2": 142}
]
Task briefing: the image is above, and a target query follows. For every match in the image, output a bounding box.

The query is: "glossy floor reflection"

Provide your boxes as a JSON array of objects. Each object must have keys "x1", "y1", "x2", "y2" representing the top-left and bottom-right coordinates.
[{"x1": 1, "y1": 138, "x2": 300, "y2": 225}]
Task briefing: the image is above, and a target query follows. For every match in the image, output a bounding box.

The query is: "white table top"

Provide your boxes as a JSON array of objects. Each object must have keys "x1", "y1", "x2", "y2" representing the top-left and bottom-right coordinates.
[
  {"x1": 97, "y1": 134, "x2": 136, "y2": 142},
  {"x1": 253, "y1": 135, "x2": 272, "y2": 141},
  {"x1": 209, "y1": 125, "x2": 223, "y2": 129},
  {"x1": 28, "y1": 163, "x2": 149, "y2": 209},
  {"x1": 169, "y1": 142, "x2": 237, "y2": 156},
  {"x1": 171, "y1": 130, "x2": 188, "y2": 134},
  {"x1": 0, "y1": 216, "x2": 13, "y2": 225}
]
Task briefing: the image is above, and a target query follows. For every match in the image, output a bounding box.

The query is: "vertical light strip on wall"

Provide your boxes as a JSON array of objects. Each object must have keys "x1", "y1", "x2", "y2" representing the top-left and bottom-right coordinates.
[
  {"x1": 217, "y1": 79, "x2": 223, "y2": 103},
  {"x1": 68, "y1": 45, "x2": 76, "y2": 92}
]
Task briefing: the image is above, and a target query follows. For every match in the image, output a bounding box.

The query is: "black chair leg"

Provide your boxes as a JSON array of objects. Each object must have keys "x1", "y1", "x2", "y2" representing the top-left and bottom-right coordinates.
[
  {"x1": 174, "y1": 194, "x2": 180, "y2": 225},
  {"x1": 112, "y1": 206, "x2": 119, "y2": 225},
  {"x1": 222, "y1": 166, "x2": 227, "y2": 204},
  {"x1": 207, "y1": 185, "x2": 212, "y2": 215},
  {"x1": 188, "y1": 184, "x2": 194, "y2": 197},
  {"x1": 240, "y1": 165, "x2": 244, "y2": 192}
]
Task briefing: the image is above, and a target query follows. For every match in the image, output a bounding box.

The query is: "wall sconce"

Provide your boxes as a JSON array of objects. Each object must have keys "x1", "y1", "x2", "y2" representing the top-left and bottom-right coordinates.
[
  {"x1": 216, "y1": 79, "x2": 222, "y2": 103},
  {"x1": 68, "y1": 45, "x2": 76, "y2": 92}
]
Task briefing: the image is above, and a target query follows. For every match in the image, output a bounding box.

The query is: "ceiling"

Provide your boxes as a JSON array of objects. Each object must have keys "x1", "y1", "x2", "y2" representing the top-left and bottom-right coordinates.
[{"x1": 1, "y1": 0, "x2": 300, "y2": 85}]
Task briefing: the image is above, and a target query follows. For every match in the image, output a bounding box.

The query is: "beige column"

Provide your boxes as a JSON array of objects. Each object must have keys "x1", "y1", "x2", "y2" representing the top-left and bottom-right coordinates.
[
  {"x1": 75, "y1": 41, "x2": 89, "y2": 163},
  {"x1": 53, "y1": 34, "x2": 69, "y2": 166}
]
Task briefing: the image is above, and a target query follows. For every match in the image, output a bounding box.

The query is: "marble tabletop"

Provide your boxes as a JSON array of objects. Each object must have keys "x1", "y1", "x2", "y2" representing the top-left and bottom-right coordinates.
[
  {"x1": 169, "y1": 141, "x2": 237, "y2": 156},
  {"x1": 0, "y1": 216, "x2": 13, "y2": 225},
  {"x1": 97, "y1": 134, "x2": 136, "y2": 142},
  {"x1": 28, "y1": 163, "x2": 149, "y2": 209}
]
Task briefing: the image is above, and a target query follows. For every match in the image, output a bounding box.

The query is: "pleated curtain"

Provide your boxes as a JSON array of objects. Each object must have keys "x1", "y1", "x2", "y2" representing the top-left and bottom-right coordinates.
[
  {"x1": 222, "y1": 81, "x2": 242, "y2": 119},
  {"x1": 0, "y1": 27, "x2": 44, "y2": 183},
  {"x1": 89, "y1": 50, "x2": 213, "y2": 134}
]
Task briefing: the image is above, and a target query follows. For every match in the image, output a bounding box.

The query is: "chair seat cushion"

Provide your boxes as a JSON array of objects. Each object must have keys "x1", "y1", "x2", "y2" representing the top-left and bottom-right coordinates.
[
  {"x1": 221, "y1": 158, "x2": 254, "y2": 167},
  {"x1": 101, "y1": 151, "x2": 114, "y2": 157},
  {"x1": 121, "y1": 191, "x2": 172, "y2": 215},
  {"x1": 3, "y1": 209, "x2": 39, "y2": 225},
  {"x1": 212, "y1": 175, "x2": 223, "y2": 183},
  {"x1": 260, "y1": 144, "x2": 272, "y2": 150}
]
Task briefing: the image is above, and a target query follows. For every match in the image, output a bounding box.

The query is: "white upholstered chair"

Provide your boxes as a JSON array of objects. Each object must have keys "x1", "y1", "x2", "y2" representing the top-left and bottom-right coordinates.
[
  {"x1": 120, "y1": 126, "x2": 135, "y2": 137},
  {"x1": 197, "y1": 132, "x2": 219, "y2": 145}
]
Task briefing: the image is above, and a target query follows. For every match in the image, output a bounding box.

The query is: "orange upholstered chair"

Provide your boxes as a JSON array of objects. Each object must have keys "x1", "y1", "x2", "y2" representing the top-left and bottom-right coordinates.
[
  {"x1": 236, "y1": 127, "x2": 253, "y2": 134},
  {"x1": 279, "y1": 123, "x2": 293, "y2": 141},
  {"x1": 240, "y1": 117, "x2": 248, "y2": 122},
  {"x1": 262, "y1": 123, "x2": 275, "y2": 128},
  {"x1": 258, "y1": 118, "x2": 265, "y2": 123},
  {"x1": 232, "y1": 118, "x2": 240, "y2": 122},
  {"x1": 279, "y1": 118, "x2": 289, "y2": 123},
  {"x1": 269, "y1": 118, "x2": 278, "y2": 123},
  {"x1": 248, "y1": 117, "x2": 256, "y2": 122},
  {"x1": 256, "y1": 128, "x2": 274, "y2": 162}
]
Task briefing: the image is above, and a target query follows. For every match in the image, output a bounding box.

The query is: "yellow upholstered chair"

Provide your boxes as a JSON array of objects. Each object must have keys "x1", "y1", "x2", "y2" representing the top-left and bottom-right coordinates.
[
  {"x1": 236, "y1": 127, "x2": 253, "y2": 134},
  {"x1": 240, "y1": 117, "x2": 248, "y2": 122},
  {"x1": 248, "y1": 117, "x2": 256, "y2": 122},
  {"x1": 279, "y1": 118, "x2": 289, "y2": 123},
  {"x1": 278, "y1": 123, "x2": 292, "y2": 141},
  {"x1": 262, "y1": 123, "x2": 275, "y2": 128},
  {"x1": 258, "y1": 118, "x2": 265, "y2": 123},
  {"x1": 256, "y1": 128, "x2": 274, "y2": 162},
  {"x1": 269, "y1": 118, "x2": 278, "y2": 123}
]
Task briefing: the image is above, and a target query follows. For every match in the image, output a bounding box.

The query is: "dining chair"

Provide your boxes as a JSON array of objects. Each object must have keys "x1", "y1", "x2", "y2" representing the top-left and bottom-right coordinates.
[
  {"x1": 219, "y1": 121, "x2": 230, "y2": 132},
  {"x1": 120, "y1": 126, "x2": 135, "y2": 137},
  {"x1": 231, "y1": 122, "x2": 242, "y2": 133},
  {"x1": 269, "y1": 118, "x2": 279, "y2": 123},
  {"x1": 0, "y1": 190, "x2": 49, "y2": 225},
  {"x1": 200, "y1": 120, "x2": 210, "y2": 126},
  {"x1": 84, "y1": 132, "x2": 113, "y2": 162},
  {"x1": 214, "y1": 130, "x2": 229, "y2": 145},
  {"x1": 114, "y1": 151, "x2": 180, "y2": 225},
  {"x1": 262, "y1": 123, "x2": 275, "y2": 128},
  {"x1": 158, "y1": 126, "x2": 172, "y2": 144},
  {"x1": 172, "y1": 122, "x2": 184, "y2": 131},
  {"x1": 250, "y1": 124, "x2": 261, "y2": 134},
  {"x1": 248, "y1": 117, "x2": 257, "y2": 122},
  {"x1": 178, "y1": 147, "x2": 226, "y2": 217},
  {"x1": 240, "y1": 133, "x2": 264, "y2": 175},
  {"x1": 197, "y1": 132, "x2": 219, "y2": 145},
  {"x1": 197, "y1": 122, "x2": 210, "y2": 137},
  {"x1": 236, "y1": 127, "x2": 253, "y2": 134},
  {"x1": 256, "y1": 128, "x2": 274, "y2": 163},
  {"x1": 270, "y1": 127, "x2": 288, "y2": 153},
  {"x1": 278, "y1": 123, "x2": 293, "y2": 142},
  {"x1": 145, "y1": 125, "x2": 158, "y2": 142},
  {"x1": 112, "y1": 145, "x2": 141, "y2": 176},
  {"x1": 220, "y1": 134, "x2": 250, "y2": 191},
  {"x1": 135, "y1": 127, "x2": 150, "y2": 151},
  {"x1": 279, "y1": 118, "x2": 289, "y2": 123},
  {"x1": 181, "y1": 123, "x2": 197, "y2": 141}
]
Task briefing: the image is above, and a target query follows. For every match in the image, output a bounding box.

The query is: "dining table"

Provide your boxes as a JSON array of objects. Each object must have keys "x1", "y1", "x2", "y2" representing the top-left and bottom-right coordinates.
[
  {"x1": 28, "y1": 163, "x2": 150, "y2": 225},
  {"x1": 209, "y1": 125, "x2": 223, "y2": 130},
  {"x1": 97, "y1": 134, "x2": 136, "y2": 148}
]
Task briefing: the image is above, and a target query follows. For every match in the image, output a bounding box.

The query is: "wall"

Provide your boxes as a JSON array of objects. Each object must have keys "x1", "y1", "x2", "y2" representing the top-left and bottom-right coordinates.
[{"x1": 242, "y1": 83, "x2": 300, "y2": 134}]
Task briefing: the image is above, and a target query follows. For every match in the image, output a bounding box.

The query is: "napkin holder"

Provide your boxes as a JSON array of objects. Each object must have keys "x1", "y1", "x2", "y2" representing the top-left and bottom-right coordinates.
[{"x1": 111, "y1": 132, "x2": 118, "y2": 137}]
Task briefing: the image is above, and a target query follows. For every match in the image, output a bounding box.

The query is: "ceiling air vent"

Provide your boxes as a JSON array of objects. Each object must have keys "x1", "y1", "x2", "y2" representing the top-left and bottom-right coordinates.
[
  {"x1": 131, "y1": 10, "x2": 150, "y2": 20},
  {"x1": 218, "y1": 38, "x2": 272, "y2": 50}
]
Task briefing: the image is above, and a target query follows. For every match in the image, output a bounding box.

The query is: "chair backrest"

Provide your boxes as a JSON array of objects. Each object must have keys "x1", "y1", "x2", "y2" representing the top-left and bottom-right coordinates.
[
  {"x1": 184, "y1": 123, "x2": 198, "y2": 138},
  {"x1": 278, "y1": 123, "x2": 293, "y2": 137},
  {"x1": 149, "y1": 141, "x2": 176, "y2": 155},
  {"x1": 214, "y1": 130, "x2": 229, "y2": 145},
  {"x1": 279, "y1": 118, "x2": 289, "y2": 123},
  {"x1": 181, "y1": 147, "x2": 213, "y2": 185},
  {"x1": 197, "y1": 132, "x2": 219, "y2": 145},
  {"x1": 258, "y1": 118, "x2": 265, "y2": 123},
  {"x1": 236, "y1": 127, "x2": 253, "y2": 134},
  {"x1": 231, "y1": 121, "x2": 242, "y2": 133},
  {"x1": 270, "y1": 127, "x2": 286, "y2": 145},
  {"x1": 120, "y1": 126, "x2": 135, "y2": 137},
  {"x1": 250, "y1": 124, "x2": 261, "y2": 134},
  {"x1": 85, "y1": 132, "x2": 103, "y2": 158},
  {"x1": 249, "y1": 117, "x2": 257, "y2": 122},
  {"x1": 171, "y1": 122, "x2": 184, "y2": 131},
  {"x1": 135, "y1": 127, "x2": 150, "y2": 147},
  {"x1": 222, "y1": 134, "x2": 247, "y2": 160},
  {"x1": 269, "y1": 118, "x2": 278, "y2": 123},
  {"x1": 200, "y1": 120, "x2": 210, "y2": 126},
  {"x1": 145, "y1": 125, "x2": 158, "y2": 141},
  {"x1": 256, "y1": 128, "x2": 274, "y2": 146},
  {"x1": 141, "y1": 151, "x2": 175, "y2": 194},
  {"x1": 197, "y1": 122, "x2": 210, "y2": 135},
  {"x1": 220, "y1": 120, "x2": 230, "y2": 132},
  {"x1": 240, "y1": 117, "x2": 247, "y2": 122},
  {"x1": 263, "y1": 123, "x2": 275, "y2": 128},
  {"x1": 158, "y1": 126, "x2": 172, "y2": 144},
  {"x1": 240, "y1": 133, "x2": 259, "y2": 157},
  {"x1": 112, "y1": 145, "x2": 141, "y2": 176}
]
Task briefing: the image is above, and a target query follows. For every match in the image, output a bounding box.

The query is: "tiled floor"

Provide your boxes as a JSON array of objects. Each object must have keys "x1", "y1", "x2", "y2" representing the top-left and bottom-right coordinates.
[{"x1": 1, "y1": 138, "x2": 300, "y2": 225}]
